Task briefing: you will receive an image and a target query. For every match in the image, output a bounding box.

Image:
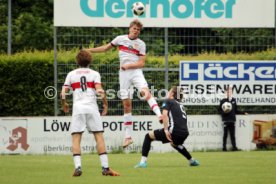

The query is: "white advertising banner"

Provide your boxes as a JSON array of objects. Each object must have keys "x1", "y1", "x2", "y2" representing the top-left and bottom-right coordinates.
[
  {"x1": 2, "y1": 115, "x2": 275, "y2": 154},
  {"x1": 179, "y1": 61, "x2": 276, "y2": 105},
  {"x1": 54, "y1": 0, "x2": 275, "y2": 28}
]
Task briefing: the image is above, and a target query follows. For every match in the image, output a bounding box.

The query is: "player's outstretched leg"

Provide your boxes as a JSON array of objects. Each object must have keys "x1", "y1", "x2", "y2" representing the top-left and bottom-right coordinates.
[
  {"x1": 140, "y1": 88, "x2": 162, "y2": 121},
  {"x1": 172, "y1": 144, "x2": 200, "y2": 166},
  {"x1": 146, "y1": 96, "x2": 162, "y2": 119}
]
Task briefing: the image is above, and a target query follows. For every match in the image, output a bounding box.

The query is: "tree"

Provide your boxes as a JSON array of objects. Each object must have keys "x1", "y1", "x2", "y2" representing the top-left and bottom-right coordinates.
[{"x1": 0, "y1": 0, "x2": 53, "y2": 53}]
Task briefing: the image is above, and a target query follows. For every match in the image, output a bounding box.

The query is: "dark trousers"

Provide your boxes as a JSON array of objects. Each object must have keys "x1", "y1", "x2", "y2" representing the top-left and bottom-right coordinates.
[{"x1": 223, "y1": 122, "x2": 237, "y2": 150}]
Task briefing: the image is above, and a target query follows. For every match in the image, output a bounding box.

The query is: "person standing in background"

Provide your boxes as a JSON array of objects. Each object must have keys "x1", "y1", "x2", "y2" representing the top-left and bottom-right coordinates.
[{"x1": 218, "y1": 85, "x2": 248, "y2": 151}]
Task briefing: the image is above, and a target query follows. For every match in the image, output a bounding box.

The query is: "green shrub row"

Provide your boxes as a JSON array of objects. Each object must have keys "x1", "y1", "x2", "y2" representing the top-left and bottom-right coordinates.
[
  {"x1": 0, "y1": 49, "x2": 275, "y2": 116},
  {"x1": 0, "y1": 51, "x2": 54, "y2": 116}
]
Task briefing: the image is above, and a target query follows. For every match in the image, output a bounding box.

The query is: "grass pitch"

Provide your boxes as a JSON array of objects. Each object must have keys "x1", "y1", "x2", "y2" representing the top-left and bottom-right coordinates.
[{"x1": 1, "y1": 151, "x2": 275, "y2": 184}]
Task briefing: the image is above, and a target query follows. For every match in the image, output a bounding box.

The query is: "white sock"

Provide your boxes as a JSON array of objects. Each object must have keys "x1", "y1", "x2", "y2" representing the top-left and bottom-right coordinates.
[
  {"x1": 124, "y1": 113, "x2": 133, "y2": 138},
  {"x1": 140, "y1": 156, "x2": 147, "y2": 163},
  {"x1": 147, "y1": 97, "x2": 161, "y2": 117},
  {"x1": 73, "y1": 154, "x2": 81, "y2": 168},
  {"x1": 189, "y1": 158, "x2": 195, "y2": 164},
  {"x1": 99, "y1": 153, "x2": 109, "y2": 168}
]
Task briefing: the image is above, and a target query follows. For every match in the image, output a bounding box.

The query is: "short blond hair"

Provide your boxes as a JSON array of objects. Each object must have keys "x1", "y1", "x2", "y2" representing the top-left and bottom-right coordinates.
[{"x1": 129, "y1": 19, "x2": 143, "y2": 29}]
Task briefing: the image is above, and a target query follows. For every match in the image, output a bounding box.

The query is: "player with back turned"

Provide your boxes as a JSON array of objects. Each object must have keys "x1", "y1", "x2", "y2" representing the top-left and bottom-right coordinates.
[{"x1": 61, "y1": 50, "x2": 119, "y2": 176}]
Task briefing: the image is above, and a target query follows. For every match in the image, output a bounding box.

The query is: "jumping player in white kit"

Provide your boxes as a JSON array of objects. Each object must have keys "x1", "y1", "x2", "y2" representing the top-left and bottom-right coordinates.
[
  {"x1": 61, "y1": 50, "x2": 119, "y2": 176},
  {"x1": 85, "y1": 19, "x2": 162, "y2": 148}
]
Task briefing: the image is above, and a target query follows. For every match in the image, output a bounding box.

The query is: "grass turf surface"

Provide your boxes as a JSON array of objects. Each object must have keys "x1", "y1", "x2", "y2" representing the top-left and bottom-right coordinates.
[{"x1": 0, "y1": 151, "x2": 275, "y2": 184}]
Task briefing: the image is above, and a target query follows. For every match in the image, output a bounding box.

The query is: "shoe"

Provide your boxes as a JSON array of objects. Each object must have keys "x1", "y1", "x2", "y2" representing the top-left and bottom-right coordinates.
[
  {"x1": 72, "y1": 167, "x2": 82, "y2": 177},
  {"x1": 232, "y1": 147, "x2": 240, "y2": 151},
  {"x1": 134, "y1": 162, "x2": 148, "y2": 168},
  {"x1": 222, "y1": 148, "x2": 227, "y2": 152},
  {"x1": 189, "y1": 160, "x2": 200, "y2": 166},
  {"x1": 102, "y1": 168, "x2": 120, "y2": 176},
  {"x1": 122, "y1": 137, "x2": 133, "y2": 148}
]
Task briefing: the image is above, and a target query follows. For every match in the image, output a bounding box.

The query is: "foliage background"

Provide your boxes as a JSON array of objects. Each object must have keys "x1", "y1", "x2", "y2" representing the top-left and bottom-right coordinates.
[
  {"x1": 1, "y1": 49, "x2": 275, "y2": 116},
  {"x1": 0, "y1": 0, "x2": 275, "y2": 116}
]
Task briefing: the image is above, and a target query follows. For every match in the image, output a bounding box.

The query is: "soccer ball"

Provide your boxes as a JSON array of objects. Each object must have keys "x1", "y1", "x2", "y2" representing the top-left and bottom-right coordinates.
[
  {"x1": 132, "y1": 2, "x2": 145, "y2": 16},
  {"x1": 222, "y1": 102, "x2": 232, "y2": 113}
]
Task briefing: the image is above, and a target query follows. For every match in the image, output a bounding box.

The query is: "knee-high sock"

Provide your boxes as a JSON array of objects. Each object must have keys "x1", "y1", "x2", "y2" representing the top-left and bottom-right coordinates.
[
  {"x1": 142, "y1": 133, "x2": 153, "y2": 157},
  {"x1": 172, "y1": 145, "x2": 192, "y2": 160},
  {"x1": 99, "y1": 152, "x2": 109, "y2": 169},
  {"x1": 124, "y1": 113, "x2": 133, "y2": 138},
  {"x1": 73, "y1": 154, "x2": 81, "y2": 168},
  {"x1": 147, "y1": 97, "x2": 161, "y2": 117}
]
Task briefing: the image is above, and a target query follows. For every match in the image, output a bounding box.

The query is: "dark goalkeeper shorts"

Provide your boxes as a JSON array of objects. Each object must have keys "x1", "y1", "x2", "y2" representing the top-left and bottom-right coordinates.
[{"x1": 154, "y1": 128, "x2": 189, "y2": 145}]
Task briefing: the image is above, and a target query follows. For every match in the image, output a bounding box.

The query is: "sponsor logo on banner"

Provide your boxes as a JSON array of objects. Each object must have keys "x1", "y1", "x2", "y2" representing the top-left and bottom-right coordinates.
[
  {"x1": 29, "y1": 117, "x2": 154, "y2": 154},
  {"x1": 0, "y1": 119, "x2": 29, "y2": 153},
  {"x1": 3, "y1": 115, "x2": 272, "y2": 154},
  {"x1": 179, "y1": 61, "x2": 276, "y2": 105},
  {"x1": 42, "y1": 118, "x2": 153, "y2": 132},
  {"x1": 7, "y1": 127, "x2": 29, "y2": 151},
  {"x1": 80, "y1": 0, "x2": 236, "y2": 19},
  {"x1": 181, "y1": 62, "x2": 276, "y2": 81},
  {"x1": 54, "y1": 0, "x2": 275, "y2": 27},
  {"x1": 43, "y1": 119, "x2": 71, "y2": 132}
]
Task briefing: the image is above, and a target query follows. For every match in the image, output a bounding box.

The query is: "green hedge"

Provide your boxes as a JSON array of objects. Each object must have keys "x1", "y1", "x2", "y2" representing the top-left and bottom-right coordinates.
[
  {"x1": 0, "y1": 51, "x2": 54, "y2": 116},
  {"x1": 0, "y1": 49, "x2": 275, "y2": 116}
]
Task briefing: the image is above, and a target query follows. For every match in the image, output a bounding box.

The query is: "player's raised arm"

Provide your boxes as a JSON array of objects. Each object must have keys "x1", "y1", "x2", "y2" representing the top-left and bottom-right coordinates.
[{"x1": 84, "y1": 43, "x2": 113, "y2": 53}]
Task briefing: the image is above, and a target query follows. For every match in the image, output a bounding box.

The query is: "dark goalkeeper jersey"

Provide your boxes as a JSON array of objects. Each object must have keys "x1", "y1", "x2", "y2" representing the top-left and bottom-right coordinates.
[
  {"x1": 162, "y1": 99, "x2": 189, "y2": 136},
  {"x1": 218, "y1": 97, "x2": 244, "y2": 122}
]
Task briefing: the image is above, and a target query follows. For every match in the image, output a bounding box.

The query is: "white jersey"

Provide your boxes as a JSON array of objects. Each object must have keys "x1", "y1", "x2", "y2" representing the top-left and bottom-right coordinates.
[
  {"x1": 111, "y1": 35, "x2": 146, "y2": 69},
  {"x1": 63, "y1": 68, "x2": 101, "y2": 115}
]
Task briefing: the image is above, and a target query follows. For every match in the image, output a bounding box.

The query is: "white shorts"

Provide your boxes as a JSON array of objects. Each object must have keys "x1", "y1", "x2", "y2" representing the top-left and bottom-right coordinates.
[
  {"x1": 71, "y1": 113, "x2": 103, "y2": 134},
  {"x1": 119, "y1": 69, "x2": 148, "y2": 100}
]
